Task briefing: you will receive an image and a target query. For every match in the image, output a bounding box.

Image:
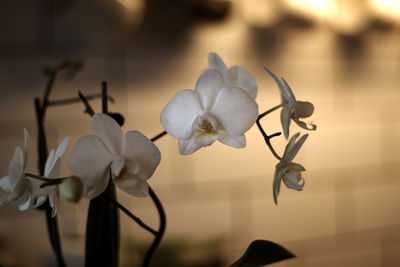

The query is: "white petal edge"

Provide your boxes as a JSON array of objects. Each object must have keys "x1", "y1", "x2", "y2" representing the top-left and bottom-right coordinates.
[
  {"x1": 23, "y1": 128, "x2": 29, "y2": 171},
  {"x1": 229, "y1": 66, "x2": 258, "y2": 99},
  {"x1": 91, "y1": 113, "x2": 123, "y2": 156},
  {"x1": 195, "y1": 69, "x2": 227, "y2": 111},
  {"x1": 208, "y1": 52, "x2": 230, "y2": 86},
  {"x1": 115, "y1": 178, "x2": 149, "y2": 198},
  {"x1": 218, "y1": 133, "x2": 246, "y2": 148},
  {"x1": 68, "y1": 135, "x2": 113, "y2": 199},
  {"x1": 211, "y1": 86, "x2": 259, "y2": 136},
  {"x1": 122, "y1": 131, "x2": 161, "y2": 182},
  {"x1": 161, "y1": 89, "x2": 203, "y2": 140},
  {"x1": 179, "y1": 138, "x2": 203, "y2": 155}
]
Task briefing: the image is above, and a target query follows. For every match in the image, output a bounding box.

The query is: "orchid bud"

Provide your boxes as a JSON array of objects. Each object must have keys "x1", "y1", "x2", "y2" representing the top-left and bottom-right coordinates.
[{"x1": 60, "y1": 176, "x2": 83, "y2": 203}]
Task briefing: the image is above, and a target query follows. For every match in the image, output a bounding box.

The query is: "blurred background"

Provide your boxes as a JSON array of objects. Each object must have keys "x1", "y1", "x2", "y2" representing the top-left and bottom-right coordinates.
[{"x1": 0, "y1": 0, "x2": 400, "y2": 266}]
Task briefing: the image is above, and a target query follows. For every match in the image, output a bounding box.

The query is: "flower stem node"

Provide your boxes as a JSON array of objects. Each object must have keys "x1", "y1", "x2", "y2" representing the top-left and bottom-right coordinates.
[{"x1": 60, "y1": 176, "x2": 83, "y2": 203}]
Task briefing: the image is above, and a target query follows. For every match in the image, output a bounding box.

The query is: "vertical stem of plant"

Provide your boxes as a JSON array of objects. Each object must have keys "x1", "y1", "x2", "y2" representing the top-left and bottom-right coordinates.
[
  {"x1": 34, "y1": 98, "x2": 66, "y2": 267},
  {"x1": 85, "y1": 82, "x2": 120, "y2": 267},
  {"x1": 142, "y1": 187, "x2": 166, "y2": 267}
]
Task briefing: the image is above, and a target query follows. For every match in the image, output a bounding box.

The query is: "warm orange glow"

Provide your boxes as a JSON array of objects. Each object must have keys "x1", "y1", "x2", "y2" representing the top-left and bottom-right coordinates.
[
  {"x1": 370, "y1": 0, "x2": 400, "y2": 23},
  {"x1": 240, "y1": 0, "x2": 284, "y2": 27},
  {"x1": 285, "y1": 0, "x2": 335, "y2": 20}
]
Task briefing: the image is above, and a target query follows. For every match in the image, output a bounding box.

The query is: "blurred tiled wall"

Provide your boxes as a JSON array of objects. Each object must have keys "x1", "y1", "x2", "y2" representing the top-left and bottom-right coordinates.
[{"x1": 0, "y1": 1, "x2": 400, "y2": 266}]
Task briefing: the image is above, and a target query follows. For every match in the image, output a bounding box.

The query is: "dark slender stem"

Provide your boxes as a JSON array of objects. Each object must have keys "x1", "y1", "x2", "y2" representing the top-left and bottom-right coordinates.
[
  {"x1": 34, "y1": 98, "x2": 66, "y2": 267},
  {"x1": 48, "y1": 94, "x2": 115, "y2": 106},
  {"x1": 143, "y1": 187, "x2": 166, "y2": 267},
  {"x1": 78, "y1": 91, "x2": 96, "y2": 116},
  {"x1": 41, "y1": 70, "x2": 57, "y2": 119},
  {"x1": 151, "y1": 131, "x2": 167, "y2": 142},
  {"x1": 102, "y1": 81, "x2": 108, "y2": 114},
  {"x1": 103, "y1": 194, "x2": 157, "y2": 236},
  {"x1": 256, "y1": 105, "x2": 283, "y2": 161}
]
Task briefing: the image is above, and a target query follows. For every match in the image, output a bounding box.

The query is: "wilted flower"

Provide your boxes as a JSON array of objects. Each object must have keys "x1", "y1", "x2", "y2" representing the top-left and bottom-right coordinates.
[
  {"x1": 0, "y1": 129, "x2": 32, "y2": 210},
  {"x1": 161, "y1": 54, "x2": 258, "y2": 155},
  {"x1": 264, "y1": 67, "x2": 316, "y2": 139},
  {"x1": 68, "y1": 113, "x2": 161, "y2": 199},
  {"x1": 273, "y1": 133, "x2": 308, "y2": 205},
  {"x1": 32, "y1": 137, "x2": 70, "y2": 217}
]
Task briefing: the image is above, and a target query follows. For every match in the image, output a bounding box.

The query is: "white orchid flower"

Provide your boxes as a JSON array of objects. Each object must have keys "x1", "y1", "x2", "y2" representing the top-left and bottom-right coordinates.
[
  {"x1": 0, "y1": 129, "x2": 32, "y2": 211},
  {"x1": 161, "y1": 58, "x2": 259, "y2": 155},
  {"x1": 32, "y1": 137, "x2": 70, "y2": 217},
  {"x1": 273, "y1": 133, "x2": 308, "y2": 205},
  {"x1": 264, "y1": 67, "x2": 316, "y2": 139},
  {"x1": 208, "y1": 52, "x2": 258, "y2": 100},
  {"x1": 68, "y1": 113, "x2": 161, "y2": 199}
]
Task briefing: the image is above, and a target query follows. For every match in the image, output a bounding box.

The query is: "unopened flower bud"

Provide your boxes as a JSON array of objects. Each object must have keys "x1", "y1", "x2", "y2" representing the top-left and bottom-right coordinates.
[{"x1": 60, "y1": 176, "x2": 83, "y2": 203}]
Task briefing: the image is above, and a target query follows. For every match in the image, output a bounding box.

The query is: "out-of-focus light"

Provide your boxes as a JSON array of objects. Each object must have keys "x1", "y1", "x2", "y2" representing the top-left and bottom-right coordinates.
[
  {"x1": 240, "y1": 0, "x2": 284, "y2": 28},
  {"x1": 326, "y1": 0, "x2": 372, "y2": 36},
  {"x1": 116, "y1": 0, "x2": 144, "y2": 25},
  {"x1": 370, "y1": 0, "x2": 400, "y2": 24},
  {"x1": 285, "y1": 0, "x2": 335, "y2": 21}
]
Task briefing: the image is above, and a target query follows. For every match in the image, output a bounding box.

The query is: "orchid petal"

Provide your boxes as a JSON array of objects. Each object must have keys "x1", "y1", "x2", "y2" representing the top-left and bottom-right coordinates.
[
  {"x1": 47, "y1": 158, "x2": 61, "y2": 179},
  {"x1": 23, "y1": 129, "x2": 29, "y2": 171},
  {"x1": 273, "y1": 165, "x2": 282, "y2": 205},
  {"x1": 49, "y1": 188, "x2": 59, "y2": 217},
  {"x1": 111, "y1": 157, "x2": 126, "y2": 178},
  {"x1": 179, "y1": 138, "x2": 204, "y2": 155},
  {"x1": 44, "y1": 150, "x2": 55, "y2": 177},
  {"x1": 68, "y1": 135, "x2": 113, "y2": 199},
  {"x1": 218, "y1": 134, "x2": 246, "y2": 148},
  {"x1": 211, "y1": 87, "x2": 258, "y2": 136},
  {"x1": 263, "y1": 67, "x2": 291, "y2": 103},
  {"x1": 295, "y1": 101, "x2": 314, "y2": 118},
  {"x1": 91, "y1": 113, "x2": 123, "y2": 156},
  {"x1": 280, "y1": 107, "x2": 291, "y2": 139},
  {"x1": 195, "y1": 69, "x2": 226, "y2": 111},
  {"x1": 286, "y1": 134, "x2": 308, "y2": 162},
  {"x1": 161, "y1": 89, "x2": 203, "y2": 140},
  {"x1": 282, "y1": 133, "x2": 300, "y2": 160},
  {"x1": 18, "y1": 194, "x2": 31, "y2": 211},
  {"x1": 208, "y1": 52, "x2": 230, "y2": 86},
  {"x1": 229, "y1": 66, "x2": 258, "y2": 99},
  {"x1": 283, "y1": 170, "x2": 305, "y2": 191},
  {"x1": 281, "y1": 78, "x2": 296, "y2": 102},
  {"x1": 9, "y1": 147, "x2": 23, "y2": 188},
  {"x1": 115, "y1": 177, "x2": 149, "y2": 198},
  {"x1": 294, "y1": 119, "x2": 317, "y2": 131},
  {"x1": 287, "y1": 162, "x2": 306, "y2": 172},
  {"x1": 122, "y1": 131, "x2": 161, "y2": 182}
]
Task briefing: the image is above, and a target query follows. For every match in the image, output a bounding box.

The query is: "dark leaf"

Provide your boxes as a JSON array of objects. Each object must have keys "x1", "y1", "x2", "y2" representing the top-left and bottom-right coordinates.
[{"x1": 230, "y1": 240, "x2": 295, "y2": 267}]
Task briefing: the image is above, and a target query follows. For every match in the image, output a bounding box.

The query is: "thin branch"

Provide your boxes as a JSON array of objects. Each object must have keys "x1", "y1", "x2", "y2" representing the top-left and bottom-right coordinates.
[
  {"x1": 78, "y1": 91, "x2": 96, "y2": 116},
  {"x1": 102, "y1": 81, "x2": 108, "y2": 114},
  {"x1": 48, "y1": 94, "x2": 115, "y2": 106},
  {"x1": 103, "y1": 194, "x2": 157, "y2": 236},
  {"x1": 143, "y1": 187, "x2": 166, "y2": 267},
  {"x1": 151, "y1": 131, "x2": 167, "y2": 142},
  {"x1": 256, "y1": 104, "x2": 283, "y2": 161}
]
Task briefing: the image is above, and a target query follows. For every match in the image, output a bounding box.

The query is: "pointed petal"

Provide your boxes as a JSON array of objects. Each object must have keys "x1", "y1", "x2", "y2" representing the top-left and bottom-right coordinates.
[
  {"x1": 282, "y1": 133, "x2": 300, "y2": 160},
  {"x1": 23, "y1": 128, "x2": 29, "y2": 171},
  {"x1": 33, "y1": 195, "x2": 47, "y2": 208},
  {"x1": 211, "y1": 87, "x2": 258, "y2": 136},
  {"x1": 47, "y1": 158, "x2": 61, "y2": 179},
  {"x1": 9, "y1": 147, "x2": 24, "y2": 187},
  {"x1": 179, "y1": 137, "x2": 204, "y2": 155},
  {"x1": 44, "y1": 150, "x2": 55, "y2": 177},
  {"x1": 68, "y1": 135, "x2": 113, "y2": 199},
  {"x1": 287, "y1": 134, "x2": 308, "y2": 162},
  {"x1": 91, "y1": 113, "x2": 123, "y2": 156},
  {"x1": 229, "y1": 66, "x2": 258, "y2": 99},
  {"x1": 263, "y1": 67, "x2": 291, "y2": 103},
  {"x1": 122, "y1": 131, "x2": 161, "y2": 182},
  {"x1": 287, "y1": 162, "x2": 306, "y2": 172},
  {"x1": 161, "y1": 89, "x2": 203, "y2": 140},
  {"x1": 115, "y1": 178, "x2": 149, "y2": 198},
  {"x1": 295, "y1": 101, "x2": 314, "y2": 118},
  {"x1": 280, "y1": 107, "x2": 291, "y2": 139},
  {"x1": 195, "y1": 69, "x2": 226, "y2": 111},
  {"x1": 208, "y1": 52, "x2": 230, "y2": 86},
  {"x1": 218, "y1": 134, "x2": 246, "y2": 148},
  {"x1": 273, "y1": 165, "x2": 282, "y2": 205},
  {"x1": 55, "y1": 136, "x2": 70, "y2": 160},
  {"x1": 49, "y1": 188, "x2": 59, "y2": 217},
  {"x1": 111, "y1": 157, "x2": 126, "y2": 177}
]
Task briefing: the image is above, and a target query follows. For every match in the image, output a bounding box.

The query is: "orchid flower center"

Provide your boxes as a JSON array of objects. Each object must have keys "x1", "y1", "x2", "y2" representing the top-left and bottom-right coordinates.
[{"x1": 194, "y1": 113, "x2": 218, "y2": 135}]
